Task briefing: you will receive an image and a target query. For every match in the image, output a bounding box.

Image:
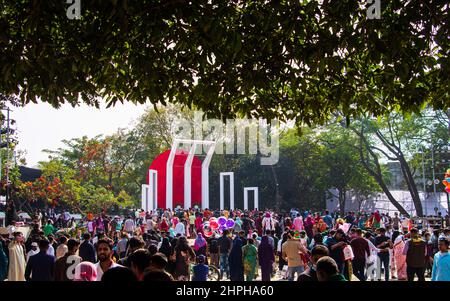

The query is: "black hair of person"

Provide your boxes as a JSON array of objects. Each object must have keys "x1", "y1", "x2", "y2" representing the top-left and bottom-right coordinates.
[
  {"x1": 101, "y1": 266, "x2": 138, "y2": 282},
  {"x1": 316, "y1": 256, "x2": 339, "y2": 278},
  {"x1": 150, "y1": 253, "x2": 168, "y2": 270},
  {"x1": 148, "y1": 244, "x2": 158, "y2": 256},
  {"x1": 129, "y1": 249, "x2": 152, "y2": 273},
  {"x1": 129, "y1": 237, "x2": 145, "y2": 249},
  {"x1": 67, "y1": 239, "x2": 80, "y2": 252},
  {"x1": 142, "y1": 270, "x2": 174, "y2": 281},
  {"x1": 96, "y1": 238, "x2": 113, "y2": 251},
  {"x1": 59, "y1": 236, "x2": 68, "y2": 244},
  {"x1": 38, "y1": 238, "x2": 50, "y2": 249},
  {"x1": 313, "y1": 233, "x2": 323, "y2": 244},
  {"x1": 311, "y1": 245, "x2": 329, "y2": 257}
]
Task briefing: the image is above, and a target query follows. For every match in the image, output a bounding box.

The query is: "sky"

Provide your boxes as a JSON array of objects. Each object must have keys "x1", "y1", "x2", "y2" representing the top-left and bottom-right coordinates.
[{"x1": 10, "y1": 102, "x2": 148, "y2": 167}]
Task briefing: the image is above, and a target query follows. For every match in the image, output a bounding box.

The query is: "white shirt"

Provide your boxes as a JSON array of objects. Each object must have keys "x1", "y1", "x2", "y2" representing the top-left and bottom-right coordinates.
[
  {"x1": 277, "y1": 240, "x2": 283, "y2": 253},
  {"x1": 174, "y1": 222, "x2": 185, "y2": 236},
  {"x1": 95, "y1": 262, "x2": 122, "y2": 281},
  {"x1": 146, "y1": 219, "x2": 154, "y2": 231},
  {"x1": 47, "y1": 245, "x2": 55, "y2": 258},
  {"x1": 27, "y1": 249, "x2": 39, "y2": 262},
  {"x1": 394, "y1": 235, "x2": 404, "y2": 245},
  {"x1": 364, "y1": 238, "x2": 379, "y2": 264},
  {"x1": 386, "y1": 229, "x2": 393, "y2": 239}
]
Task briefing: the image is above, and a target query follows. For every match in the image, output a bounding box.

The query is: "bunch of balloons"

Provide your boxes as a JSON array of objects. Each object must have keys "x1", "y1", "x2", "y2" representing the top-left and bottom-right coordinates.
[
  {"x1": 202, "y1": 216, "x2": 235, "y2": 237},
  {"x1": 443, "y1": 168, "x2": 450, "y2": 194}
]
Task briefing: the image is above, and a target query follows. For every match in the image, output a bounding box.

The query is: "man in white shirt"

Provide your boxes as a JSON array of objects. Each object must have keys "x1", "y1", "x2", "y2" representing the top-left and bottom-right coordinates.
[
  {"x1": 27, "y1": 242, "x2": 39, "y2": 262},
  {"x1": 174, "y1": 219, "x2": 186, "y2": 236},
  {"x1": 47, "y1": 236, "x2": 55, "y2": 258},
  {"x1": 364, "y1": 232, "x2": 380, "y2": 281},
  {"x1": 95, "y1": 239, "x2": 122, "y2": 281}
]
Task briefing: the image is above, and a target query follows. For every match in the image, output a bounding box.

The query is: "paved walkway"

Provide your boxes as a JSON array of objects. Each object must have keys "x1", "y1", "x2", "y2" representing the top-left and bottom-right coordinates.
[{"x1": 188, "y1": 238, "x2": 432, "y2": 281}]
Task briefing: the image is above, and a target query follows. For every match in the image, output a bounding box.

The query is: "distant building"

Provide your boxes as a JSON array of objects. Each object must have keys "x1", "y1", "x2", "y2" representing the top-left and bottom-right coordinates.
[
  {"x1": 18, "y1": 166, "x2": 42, "y2": 182},
  {"x1": 386, "y1": 162, "x2": 404, "y2": 189},
  {"x1": 326, "y1": 189, "x2": 448, "y2": 216}
]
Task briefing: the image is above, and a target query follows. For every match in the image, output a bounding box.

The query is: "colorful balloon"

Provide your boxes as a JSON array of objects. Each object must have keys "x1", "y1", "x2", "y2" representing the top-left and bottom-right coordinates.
[
  {"x1": 202, "y1": 221, "x2": 212, "y2": 236},
  {"x1": 218, "y1": 216, "x2": 227, "y2": 225},
  {"x1": 446, "y1": 187, "x2": 450, "y2": 193},
  {"x1": 225, "y1": 219, "x2": 235, "y2": 228},
  {"x1": 210, "y1": 220, "x2": 219, "y2": 230}
]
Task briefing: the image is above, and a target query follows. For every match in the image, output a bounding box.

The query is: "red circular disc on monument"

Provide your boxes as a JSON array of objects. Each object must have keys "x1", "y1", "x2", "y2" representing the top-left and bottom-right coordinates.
[{"x1": 147, "y1": 150, "x2": 202, "y2": 209}]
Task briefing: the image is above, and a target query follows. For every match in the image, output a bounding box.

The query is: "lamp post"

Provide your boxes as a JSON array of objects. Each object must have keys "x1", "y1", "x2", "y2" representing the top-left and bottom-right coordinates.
[
  {"x1": 421, "y1": 147, "x2": 427, "y2": 216},
  {"x1": 431, "y1": 145, "x2": 437, "y2": 203}
]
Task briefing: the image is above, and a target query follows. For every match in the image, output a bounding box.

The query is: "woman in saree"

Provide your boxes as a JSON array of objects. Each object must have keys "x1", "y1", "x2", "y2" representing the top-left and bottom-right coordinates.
[
  {"x1": 358, "y1": 215, "x2": 367, "y2": 229},
  {"x1": 392, "y1": 231, "x2": 407, "y2": 280},
  {"x1": 242, "y1": 238, "x2": 258, "y2": 281},
  {"x1": 372, "y1": 211, "x2": 381, "y2": 229},
  {"x1": 193, "y1": 233, "x2": 207, "y2": 258},
  {"x1": 304, "y1": 214, "x2": 315, "y2": 239},
  {"x1": 159, "y1": 217, "x2": 169, "y2": 232},
  {"x1": 234, "y1": 217, "x2": 242, "y2": 233}
]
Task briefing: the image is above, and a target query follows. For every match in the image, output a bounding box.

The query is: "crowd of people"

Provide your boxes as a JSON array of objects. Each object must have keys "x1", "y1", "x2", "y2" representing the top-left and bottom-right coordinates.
[{"x1": 1, "y1": 207, "x2": 450, "y2": 282}]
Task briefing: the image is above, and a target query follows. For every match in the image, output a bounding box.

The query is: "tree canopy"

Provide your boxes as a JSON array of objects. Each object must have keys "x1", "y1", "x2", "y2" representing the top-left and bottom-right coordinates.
[{"x1": 1, "y1": 0, "x2": 448, "y2": 124}]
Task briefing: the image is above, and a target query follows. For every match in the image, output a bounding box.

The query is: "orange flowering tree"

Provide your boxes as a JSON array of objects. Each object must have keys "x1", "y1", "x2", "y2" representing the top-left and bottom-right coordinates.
[{"x1": 16, "y1": 155, "x2": 133, "y2": 215}]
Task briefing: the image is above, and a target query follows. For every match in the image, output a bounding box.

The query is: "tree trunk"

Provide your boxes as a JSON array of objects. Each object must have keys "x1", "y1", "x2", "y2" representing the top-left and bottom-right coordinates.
[
  {"x1": 398, "y1": 155, "x2": 423, "y2": 216},
  {"x1": 446, "y1": 109, "x2": 450, "y2": 137},
  {"x1": 270, "y1": 165, "x2": 282, "y2": 212},
  {"x1": 338, "y1": 188, "x2": 346, "y2": 216},
  {"x1": 371, "y1": 172, "x2": 410, "y2": 217},
  {"x1": 355, "y1": 192, "x2": 363, "y2": 212},
  {"x1": 354, "y1": 127, "x2": 410, "y2": 216}
]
